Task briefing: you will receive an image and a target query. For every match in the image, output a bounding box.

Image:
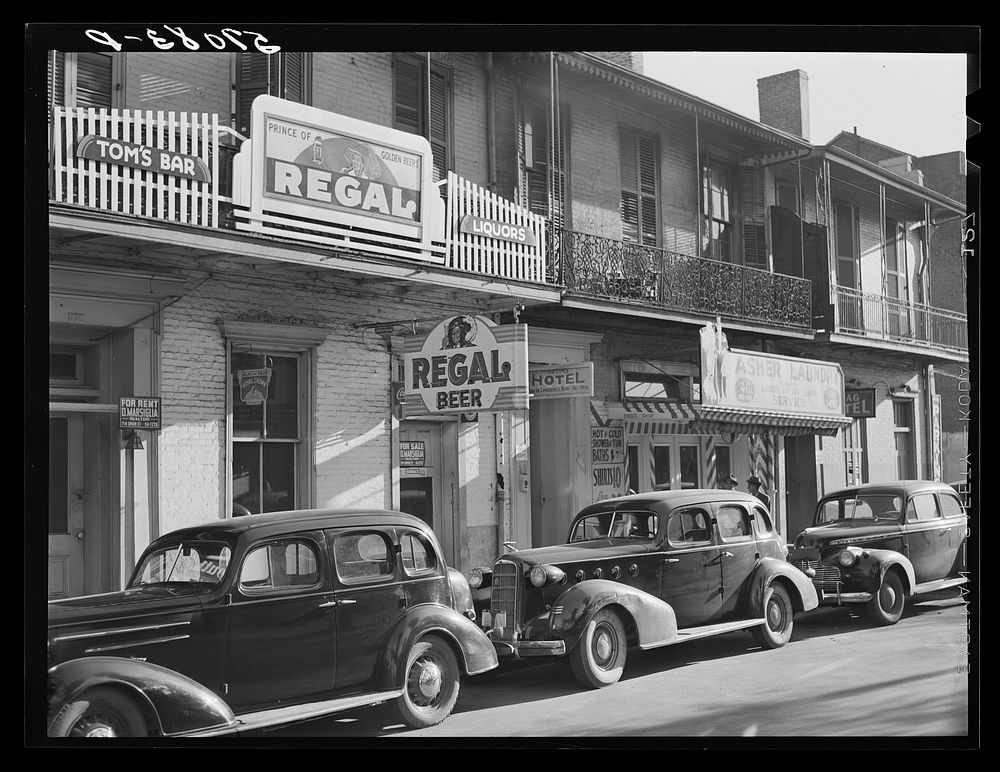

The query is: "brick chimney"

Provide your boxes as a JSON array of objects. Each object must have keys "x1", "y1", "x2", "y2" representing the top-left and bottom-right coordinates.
[
  {"x1": 757, "y1": 70, "x2": 810, "y2": 140},
  {"x1": 590, "y1": 52, "x2": 644, "y2": 75}
]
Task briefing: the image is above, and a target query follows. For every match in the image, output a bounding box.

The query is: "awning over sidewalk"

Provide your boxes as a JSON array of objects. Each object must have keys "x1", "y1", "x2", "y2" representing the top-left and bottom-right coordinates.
[
  {"x1": 623, "y1": 400, "x2": 702, "y2": 435},
  {"x1": 693, "y1": 405, "x2": 854, "y2": 437}
]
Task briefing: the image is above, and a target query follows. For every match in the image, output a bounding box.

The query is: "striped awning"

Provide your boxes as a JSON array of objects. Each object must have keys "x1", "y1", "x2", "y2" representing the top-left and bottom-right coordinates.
[
  {"x1": 693, "y1": 405, "x2": 854, "y2": 437},
  {"x1": 623, "y1": 400, "x2": 704, "y2": 435}
]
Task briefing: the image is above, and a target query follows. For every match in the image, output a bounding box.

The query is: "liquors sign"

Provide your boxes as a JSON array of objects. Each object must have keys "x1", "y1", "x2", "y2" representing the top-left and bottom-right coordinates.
[{"x1": 403, "y1": 315, "x2": 529, "y2": 416}]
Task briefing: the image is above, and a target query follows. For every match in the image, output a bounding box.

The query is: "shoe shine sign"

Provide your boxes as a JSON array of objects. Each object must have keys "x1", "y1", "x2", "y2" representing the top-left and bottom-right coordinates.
[{"x1": 403, "y1": 316, "x2": 529, "y2": 415}]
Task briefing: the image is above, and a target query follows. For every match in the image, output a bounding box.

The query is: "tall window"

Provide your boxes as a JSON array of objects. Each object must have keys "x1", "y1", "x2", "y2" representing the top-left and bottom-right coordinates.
[
  {"x1": 892, "y1": 399, "x2": 917, "y2": 479},
  {"x1": 620, "y1": 128, "x2": 658, "y2": 246},
  {"x1": 520, "y1": 96, "x2": 568, "y2": 227},
  {"x1": 776, "y1": 180, "x2": 799, "y2": 213},
  {"x1": 843, "y1": 418, "x2": 868, "y2": 485},
  {"x1": 235, "y1": 52, "x2": 311, "y2": 137},
  {"x1": 834, "y1": 202, "x2": 859, "y2": 289},
  {"x1": 393, "y1": 55, "x2": 450, "y2": 184},
  {"x1": 885, "y1": 217, "x2": 911, "y2": 337},
  {"x1": 702, "y1": 158, "x2": 734, "y2": 260},
  {"x1": 48, "y1": 51, "x2": 122, "y2": 112}
]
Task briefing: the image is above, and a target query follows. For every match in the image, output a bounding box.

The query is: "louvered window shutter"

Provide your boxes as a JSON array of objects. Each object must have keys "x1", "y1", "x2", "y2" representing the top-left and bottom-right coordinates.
[
  {"x1": 620, "y1": 131, "x2": 639, "y2": 243},
  {"x1": 281, "y1": 52, "x2": 305, "y2": 104},
  {"x1": 236, "y1": 53, "x2": 270, "y2": 137},
  {"x1": 393, "y1": 59, "x2": 421, "y2": 135},
  {"x1": 637, "y1": 134, "x2": 657, "y2": 245},
  {"x1": 75, "y1": 52, "x2": 113, "y2": 109},
  {"x1": 739, "y1": 166, "x2": 768, "y2": 270},
  {"x1": 620, "y1": 130, "x2": 657, "y2": 246},
  {"x1": 48, "y1": 51, "x2": 66, "y2": 115},
  {"x1": 428, "y1": 69, "x2": 448, "y2": 183}
]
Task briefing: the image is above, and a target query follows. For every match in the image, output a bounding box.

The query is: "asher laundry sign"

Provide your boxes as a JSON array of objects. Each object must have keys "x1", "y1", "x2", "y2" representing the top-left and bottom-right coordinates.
[
  {"x1": 403, "y1": 315, "x2": 529, "y2": 415},
  {"x1": 459, "y1": 215, "x2": 537, "y2": 247},
  {"x1": 77, "y1": 136, "x2": 210, "y2": 182}
]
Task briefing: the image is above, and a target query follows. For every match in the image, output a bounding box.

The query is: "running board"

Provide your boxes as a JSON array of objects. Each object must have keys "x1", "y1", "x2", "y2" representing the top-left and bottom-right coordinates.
[
  {"x1": 913, "y1": 576, "x2": 968, "y2": 595},
  {"x1": 231, "y1": 690, "x2": 403, "y2": 734},
  {"x1": 640, "y1": 618, "x2": 766, "y2": 650}
]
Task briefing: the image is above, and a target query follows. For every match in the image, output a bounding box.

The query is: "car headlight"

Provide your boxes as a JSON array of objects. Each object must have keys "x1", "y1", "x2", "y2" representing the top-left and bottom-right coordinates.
[
  {"x1": 469, "y1": 568, "x2": 484, "y2": 589},
  {"x1": 529, "y1": 564, "x2": 566, "y2": 588},
  {"x1": 837, "y1": 548, "x2": 861, "y2": 567}
]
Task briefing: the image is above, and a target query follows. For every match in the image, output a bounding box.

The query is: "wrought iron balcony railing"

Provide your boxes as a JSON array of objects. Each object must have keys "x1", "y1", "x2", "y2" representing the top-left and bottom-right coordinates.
[
  {"x1": 550, "y1": 227, "x2": 813, "y2": 330},
  {"x1": 834, "y1": 286, "x2": 968, "y2": 352}
]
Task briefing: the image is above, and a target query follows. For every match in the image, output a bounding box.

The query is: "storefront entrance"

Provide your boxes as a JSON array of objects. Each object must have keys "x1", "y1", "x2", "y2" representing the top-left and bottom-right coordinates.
[
  {"x1": 48, "y1": 413, "x2": 86, "y2": 599},
  {"x1": 398, "y1": 421, "x2": 458, "y2": 564}
]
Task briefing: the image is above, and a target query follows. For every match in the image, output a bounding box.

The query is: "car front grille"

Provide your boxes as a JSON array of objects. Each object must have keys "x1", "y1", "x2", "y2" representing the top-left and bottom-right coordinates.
[
  {"x1": 793, "y1": 559, "x2": 842, "y2": 588},
  {"x1": 490, "y1": 559, "x2": 520, "y2": 640}
]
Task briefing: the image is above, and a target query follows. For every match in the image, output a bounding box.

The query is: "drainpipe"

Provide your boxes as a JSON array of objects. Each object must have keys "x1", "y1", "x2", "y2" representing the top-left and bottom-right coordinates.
[
  {"x1": 695, "y1": 113, "x2": 702, "y2": 256},
  {"x1": 485, "y1": 53, "x2": 497, "y2": 194},
  {"x1": 925, "y1": 364, "x2": 938, "y2": 481}
]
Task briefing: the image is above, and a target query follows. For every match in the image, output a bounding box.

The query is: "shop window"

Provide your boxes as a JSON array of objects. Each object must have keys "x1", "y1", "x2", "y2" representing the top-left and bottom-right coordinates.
[
  {"x1": 626, "y1": 445, "x2": 639, "y2": 495},
  {"x1": 843, "y1": 418, "x2": 869, "y2": 486},
  {"x1": 621, "y1": 360, "x2": 697, "y2": 404},
  {"x1": 393, "y1": 54, "x2": 450, "y2": 184},
  {"x1": 620, "y1": 128, "x2": 658, "y2": 246},
  {"x1": 702, "y1": 158, "x2": 734, "y2": 261},
  {"x1": 48, "y1": 51, "x2": 123, "y2": 114},
  {"x1": 715, "y1": 445, "x2": 732, "y2": 488},
  {"x1": 235, "y1": 52, "x2": 312, "y2": 137}
]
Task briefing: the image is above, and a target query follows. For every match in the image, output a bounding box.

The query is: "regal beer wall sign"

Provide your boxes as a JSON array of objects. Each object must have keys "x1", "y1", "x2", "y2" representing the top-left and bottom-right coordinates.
[
  {"x1": 403, "y1": 316, "x2": 529, "y2": 416},
  {"x1": 231, "y1": 96, "x2": 446, "y2": 258}
]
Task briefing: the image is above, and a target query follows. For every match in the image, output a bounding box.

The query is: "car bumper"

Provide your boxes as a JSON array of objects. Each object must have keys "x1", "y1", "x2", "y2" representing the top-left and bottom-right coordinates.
[
  {"x1": 817, "y1": 589, "x2": 873, "y2": 604},
  {"x1": 486, "y1": 632, "x2": 566, "y2": 658}
]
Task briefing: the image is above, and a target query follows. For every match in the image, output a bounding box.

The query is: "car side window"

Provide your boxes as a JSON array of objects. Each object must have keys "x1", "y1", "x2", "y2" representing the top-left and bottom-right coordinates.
[
  {"x1": 752, "y1": 505, "x2": 774, "y2": 537},
  {"x1": 667, "y1": 508, "x2": 713, "y2": 546},
  {"x1": 938, "y1": 493, "x2": 965, "y2": 518},
  {"x1": 334, "y1": 531, "x2": 394, "y2": 584},
  {"x1": 400, "y1": 532, "x2": 437, "y2": 575},
  {"x1": 239, "y1": 538, "x2": 321, "y2": 591},
  {"x1": 716, "y1": 505, "x2": 752, "y2": 541},
  {"x1": 906, "y1": 493, "x2": 941, "y2": 522}
]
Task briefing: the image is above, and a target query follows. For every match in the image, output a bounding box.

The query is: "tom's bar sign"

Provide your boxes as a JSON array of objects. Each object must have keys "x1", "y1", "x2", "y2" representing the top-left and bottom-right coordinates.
[
  {"x1": 403, "y1": 316, "x2": 529, "y2": 415},
  {"x1": 77, "y1": 136, "x2": 210, "y2": 182},
  {"x1": 264, "y1": 116, "x2": 422, "y2": 226}
]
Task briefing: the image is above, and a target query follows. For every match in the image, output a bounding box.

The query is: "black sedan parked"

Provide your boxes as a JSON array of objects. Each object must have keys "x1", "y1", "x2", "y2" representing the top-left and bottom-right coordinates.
[{"x1": 47, "y1": 509, "x2": 498, "y2": 737}]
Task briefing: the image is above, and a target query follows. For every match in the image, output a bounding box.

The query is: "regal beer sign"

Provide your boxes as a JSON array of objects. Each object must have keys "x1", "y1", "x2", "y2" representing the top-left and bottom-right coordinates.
[
  {"x1": 403, "y1": 316, "x2": 529, "y2": 416},
  {"x1": 236, "y1": 95, "x2": 444, "y2": 248}
]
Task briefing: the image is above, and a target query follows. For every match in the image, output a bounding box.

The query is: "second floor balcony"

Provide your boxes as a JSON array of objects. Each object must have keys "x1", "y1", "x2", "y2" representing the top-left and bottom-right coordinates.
[
  {"x1": 550, "y1": 227, "x2": 814, "y2": 331},
  {"x1": 833, "y1": 286, "x2": 968, "y2": 353}
]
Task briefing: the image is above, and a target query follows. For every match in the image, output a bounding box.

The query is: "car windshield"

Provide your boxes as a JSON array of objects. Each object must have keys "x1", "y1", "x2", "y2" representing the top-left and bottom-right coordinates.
[
  {"x1": 131, "y1": 541, "x2": 233, "y2": 587},
  {"x1": 815, "y1": 494, "x2": 903, "y2": 524},
  {"x1": 569, "y1": 511, "x2": 658, "y2": 542}
]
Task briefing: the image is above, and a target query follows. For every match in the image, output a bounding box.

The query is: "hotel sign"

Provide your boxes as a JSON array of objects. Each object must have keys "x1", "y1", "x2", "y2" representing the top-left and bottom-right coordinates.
[
  {"x1": 403, "y1": 315, "x2": 529, "y2": 416},
  {"x1": 529, "y1": 363, "x2": 594, "y2": 400},
  {"x1": 845, "y1": 388, "x2": 877, "y2": 418},
  {"x1": 700, "y1": 323, "x2": 844, "y2": 417}
]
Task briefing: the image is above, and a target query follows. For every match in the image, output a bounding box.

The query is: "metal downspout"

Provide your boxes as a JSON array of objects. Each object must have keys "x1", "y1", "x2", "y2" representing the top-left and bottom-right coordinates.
[{"x1": 485, "y1": 53, "x2": 497, "y2": 194}]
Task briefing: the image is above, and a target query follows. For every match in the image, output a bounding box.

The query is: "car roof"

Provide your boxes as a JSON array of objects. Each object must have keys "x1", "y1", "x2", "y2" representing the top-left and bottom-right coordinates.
[
  {"x1": 819, "y1": 480, "x2": 957, "y2": 499},
  {"x1": 147, "y1": 508, "x2": 434, "y2": 545},
  {"x1": 576, "y1": 488, "x2": 765, "y2": 515}
]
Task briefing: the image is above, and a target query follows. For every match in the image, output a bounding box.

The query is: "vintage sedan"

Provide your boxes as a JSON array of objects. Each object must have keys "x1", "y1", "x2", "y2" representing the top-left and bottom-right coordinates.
[
  {"x1": 468, "y1": 490, "x2": 818, "y2": 688},
  {"x1": 788, "y1": 480, "x2": 968, "y2": 626},
  {"x1": 47, "y1": 509, "x2": 498, "y2": 738}
]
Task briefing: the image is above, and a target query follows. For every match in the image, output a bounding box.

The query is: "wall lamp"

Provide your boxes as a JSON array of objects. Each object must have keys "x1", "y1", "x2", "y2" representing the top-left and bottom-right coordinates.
[
  {"x1": 863, "y1": 380, "x2": 918, "y2": 397},
  {"x1": 122, "y1": 429, "x2": 144, "y2": 451}
]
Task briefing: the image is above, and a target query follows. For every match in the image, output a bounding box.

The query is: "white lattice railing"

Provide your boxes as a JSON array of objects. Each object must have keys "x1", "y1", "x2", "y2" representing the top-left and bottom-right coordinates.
[
  {"x1": 50, "y1": 107, "x2": 226, "y2": 228},
  {"x1": 445, "y1": 171, "x2": 547, "y2": 284}
]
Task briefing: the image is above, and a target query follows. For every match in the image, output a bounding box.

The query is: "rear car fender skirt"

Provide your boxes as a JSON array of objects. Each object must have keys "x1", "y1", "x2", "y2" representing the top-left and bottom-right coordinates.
[
  {"x1": 548, "y1": 580, "x2": 678, "y2": 652},
  {"x1": 47, "y1": 656, "x2": 237, "y2": 737},
  {"x1": 747, "y1": 558, "x2": 820, "y2": 614},
  {"x1": 863, "y1": 550, "x2": 916, "y2": 594},
  {"x1": 375, "y1": 604, "x2": 500, "y2": 687}
]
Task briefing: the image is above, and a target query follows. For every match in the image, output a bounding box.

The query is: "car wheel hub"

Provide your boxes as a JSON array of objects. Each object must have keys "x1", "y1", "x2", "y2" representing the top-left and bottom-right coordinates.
[
  {"x1": 767, "y1": 598, "x2": 784, "y2": 629},
  {"x1": 414, "y1": 659, "x2": 442, "y2": 700},
  {"x1": 595, "y1": 628, "x2": 614, "y2": 663},
  {"x1": 881, "y1": 583, "x2": 897, "y2": 609}
]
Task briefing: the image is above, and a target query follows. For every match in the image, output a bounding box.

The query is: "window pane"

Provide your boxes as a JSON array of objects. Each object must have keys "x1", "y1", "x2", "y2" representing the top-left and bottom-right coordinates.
[
  {"x1": 233, "y1": 351, "x2": 265, "y2": 438},
  {"x1": 262, "y1": 444, "x2": 295, "y2": 512},
  {"x1": 836, "y1": 206, "x2": 855, "y2": 258},
  {"x1": 627, "y1": 445, "x2": 639, "y2": 494},
  {"x1": 233, "y1": 443, "x2": 260, "y2": 515},
  {"x1": 335, "y1": 532, "x2": 394, "y2": 582},
  {"x1": 679, "y1": 445, "x2": 699, "y2": 489},
  {"x1": 667, "y1": 509, "x2": 711, "y2": 544},
  {"x1": 906, "y1": 494, "x2": 940, "y2": 522},
  {"x1": 265, "y1": 356, "x2": 299, "y2": 439},
  {"x1": 400, "y1": 533, "x2": 436, "y2": 573},
  {"x1": 717, "y1": 505, "x2": 751, "y2": 539},
  {"x1": 715, "y1": 446, "x2": 732, "y2": 487},
  {"x1": 653, "y1": 446, "x2": 671, "y2": 488},
  {"x1": 939, "y1": 494, "x2": 964, "y2": 517}
]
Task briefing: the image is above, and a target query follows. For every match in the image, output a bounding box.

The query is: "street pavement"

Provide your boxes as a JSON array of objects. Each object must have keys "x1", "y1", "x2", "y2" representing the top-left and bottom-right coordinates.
[{"x1": 250, "y1": 589, "x2": 971, "y2": 741}]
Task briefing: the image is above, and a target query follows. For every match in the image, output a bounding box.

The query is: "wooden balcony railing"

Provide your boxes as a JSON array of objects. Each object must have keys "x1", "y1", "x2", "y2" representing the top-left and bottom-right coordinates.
[
  {"x1": 834, "y1": 286, "x2": 968, "y2": 352},
  {"x1": 550, "y1": 228, "x2": 813, "y2": 330}
]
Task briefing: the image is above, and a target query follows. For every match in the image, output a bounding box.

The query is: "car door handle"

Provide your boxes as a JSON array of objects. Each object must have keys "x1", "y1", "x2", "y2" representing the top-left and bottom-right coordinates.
[
  {"x1": 662, "y1": 558, "x2": 680, "y2": 564},
  {"x1": 318, "y1": 599, "x2": 356, "y2": 608},
  {"x1": 721, "y1": 551, "x2": 734, "y2": 558}
]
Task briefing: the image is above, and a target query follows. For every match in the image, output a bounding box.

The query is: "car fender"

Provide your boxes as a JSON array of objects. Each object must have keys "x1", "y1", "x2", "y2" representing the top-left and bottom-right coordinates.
[
  {"x1": 547, "y1": 579, "x2": 678, "y2": 652},
  {"x1": 47, "y1": 656, "x2": 237, "y2": 737},
  {"x1": 446, "y1": 567, "x2": 476, "y2": 619},
  {"x1": 863, "y1": 548, "x2": 916, "y2": 594},
  {"x1": 375, "y1": 603, "x2": 500, "y2": 688},
  {"x1": 746, "y1": 557, "x2": 820, "y2": 614}
]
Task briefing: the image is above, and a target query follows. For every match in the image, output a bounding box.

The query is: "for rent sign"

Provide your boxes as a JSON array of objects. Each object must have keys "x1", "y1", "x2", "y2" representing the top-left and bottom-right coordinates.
[
  {"x1": 119, "y1": 397, "x2": 161, "y2": 430},
  {"x1": 403, "y1": 315, "x2": 529, "y2": 416}
]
